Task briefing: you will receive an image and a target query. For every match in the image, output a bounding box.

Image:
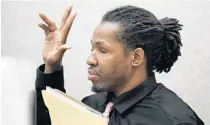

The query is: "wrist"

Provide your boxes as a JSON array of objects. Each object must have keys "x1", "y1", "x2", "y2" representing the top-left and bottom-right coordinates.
[{"x1": 44, "y1": 62, "x2": 62, "y2": 73}]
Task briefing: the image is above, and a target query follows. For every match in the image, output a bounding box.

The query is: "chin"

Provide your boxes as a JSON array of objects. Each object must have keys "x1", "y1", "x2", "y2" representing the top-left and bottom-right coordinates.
[{"x1": 91, "y1": 85, "x2": 109, "y2": 93}]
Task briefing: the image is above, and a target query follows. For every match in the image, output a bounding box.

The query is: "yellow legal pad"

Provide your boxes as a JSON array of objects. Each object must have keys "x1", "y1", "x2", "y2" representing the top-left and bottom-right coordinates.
[{"x1": 42, "y1": 87, "x2": 108, "y2": 125}]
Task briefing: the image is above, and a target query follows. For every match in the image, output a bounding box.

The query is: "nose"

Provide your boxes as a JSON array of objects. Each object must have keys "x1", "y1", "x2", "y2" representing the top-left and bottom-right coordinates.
[{"x1": 86, "y1": 53, "x2": 98, "y2": 66}]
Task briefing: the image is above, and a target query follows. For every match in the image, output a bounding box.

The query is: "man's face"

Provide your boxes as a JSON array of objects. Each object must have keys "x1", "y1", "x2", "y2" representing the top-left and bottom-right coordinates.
[{"x1": 86, "y1": 22, "x2": 133, "y2": 93}]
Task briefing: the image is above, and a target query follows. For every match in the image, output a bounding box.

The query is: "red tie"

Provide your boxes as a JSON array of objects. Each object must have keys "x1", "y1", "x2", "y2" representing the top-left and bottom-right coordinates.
[{"x1": 103, "y1": 102, "x2": 114, "y2": 117}]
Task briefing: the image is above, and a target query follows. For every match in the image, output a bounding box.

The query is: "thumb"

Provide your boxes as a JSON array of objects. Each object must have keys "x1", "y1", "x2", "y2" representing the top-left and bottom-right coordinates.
[{"x1": 58, "y1": 44, "x2": 71, "y2": 53}]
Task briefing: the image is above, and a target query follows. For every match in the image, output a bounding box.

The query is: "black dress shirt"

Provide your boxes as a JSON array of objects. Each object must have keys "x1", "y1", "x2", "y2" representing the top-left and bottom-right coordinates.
[{"x1": 36, "y1": 64, "x2": 204, "y2": 125}]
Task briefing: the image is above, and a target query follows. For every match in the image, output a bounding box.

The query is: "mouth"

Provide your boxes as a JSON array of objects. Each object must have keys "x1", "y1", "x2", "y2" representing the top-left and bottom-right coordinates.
[{"x1": 88, "y1": 68, "x2": 100, "y2": 81}]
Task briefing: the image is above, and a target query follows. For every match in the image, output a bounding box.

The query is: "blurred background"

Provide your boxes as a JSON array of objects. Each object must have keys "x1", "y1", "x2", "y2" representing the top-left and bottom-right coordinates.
[{"x1": 1, "y1": 0, "x2": 210, "y2": 125}]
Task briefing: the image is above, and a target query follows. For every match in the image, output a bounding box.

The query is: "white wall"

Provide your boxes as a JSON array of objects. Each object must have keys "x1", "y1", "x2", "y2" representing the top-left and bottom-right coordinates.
[{"x1": 1, "y1": 1, "x2": 210, "y2": 125}]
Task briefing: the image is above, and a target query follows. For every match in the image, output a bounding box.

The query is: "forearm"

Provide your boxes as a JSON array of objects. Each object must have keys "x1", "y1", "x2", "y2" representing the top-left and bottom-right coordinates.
[{"x1": 35, "y1": 64, "x2": 65, "y2": 125}]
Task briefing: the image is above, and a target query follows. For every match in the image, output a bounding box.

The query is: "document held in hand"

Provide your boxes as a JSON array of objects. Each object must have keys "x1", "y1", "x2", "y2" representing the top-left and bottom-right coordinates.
[{"x1": 42, "y1": 87, "x2": 108, "y2": 125}]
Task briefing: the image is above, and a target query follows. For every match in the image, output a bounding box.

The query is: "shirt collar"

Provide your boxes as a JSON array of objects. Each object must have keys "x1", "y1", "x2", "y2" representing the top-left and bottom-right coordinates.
[{"x1": 106, "y1": 76, "x2": 157, "y2": 114}]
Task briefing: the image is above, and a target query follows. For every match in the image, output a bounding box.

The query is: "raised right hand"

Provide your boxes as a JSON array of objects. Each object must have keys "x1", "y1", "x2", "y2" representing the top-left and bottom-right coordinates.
[{"x1": 38, "y1": 4, "x2": 76, "y2": 73}]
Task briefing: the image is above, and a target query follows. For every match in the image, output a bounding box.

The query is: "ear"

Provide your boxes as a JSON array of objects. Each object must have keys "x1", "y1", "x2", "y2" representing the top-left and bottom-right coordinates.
[{"x1": 132, "y1": 48, "x2": 145, "y2": 67}]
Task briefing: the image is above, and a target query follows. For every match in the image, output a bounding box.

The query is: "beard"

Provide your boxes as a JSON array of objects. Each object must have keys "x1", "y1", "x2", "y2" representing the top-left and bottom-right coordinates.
[
  {"x1": 90, "y1": 59, "x2": 131, "y2": 93},
  {"x1": 91, "y1": 72, "x2": 128, "y2": 93},
  {"x1": 91, "y1": 84, "x2": 108, "y2": 93},
  {"x1": 91, "y1": 81, "x2": 112, "y2": 93}
]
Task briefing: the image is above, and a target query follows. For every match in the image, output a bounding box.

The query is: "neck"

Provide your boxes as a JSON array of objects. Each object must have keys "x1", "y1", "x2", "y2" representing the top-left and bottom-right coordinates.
[{"x1": 114, "y1": 69, "x2": 148, "y2": 96}]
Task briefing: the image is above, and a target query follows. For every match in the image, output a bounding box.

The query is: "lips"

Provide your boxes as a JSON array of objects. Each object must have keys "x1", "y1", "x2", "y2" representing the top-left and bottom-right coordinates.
[
  {"x1": 88, "y1": 69, "x2": 99, "y2": 81},
  {"x1": 88, "y1": 69, "x2": 98, "y2": 75}
]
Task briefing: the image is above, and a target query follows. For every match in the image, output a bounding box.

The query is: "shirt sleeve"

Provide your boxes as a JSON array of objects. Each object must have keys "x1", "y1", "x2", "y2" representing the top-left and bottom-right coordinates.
[{"x1": 35, "y1": 64, "x2": 65, "y2": 125}]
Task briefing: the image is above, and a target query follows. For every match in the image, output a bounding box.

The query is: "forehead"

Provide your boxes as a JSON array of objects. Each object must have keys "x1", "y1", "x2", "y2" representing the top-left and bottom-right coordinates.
[{"x1": 91, "y1": 22, "x2": 121, "y2": 44}]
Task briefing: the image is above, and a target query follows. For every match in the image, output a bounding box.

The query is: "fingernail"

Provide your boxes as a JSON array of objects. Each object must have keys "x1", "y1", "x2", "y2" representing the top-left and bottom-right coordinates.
[
  {"x1": 68, "y1": 3, "x2": 72, "y2": 7},
  {"x1": 39, "y1": 13, "x2": 43, "y2": 17}
]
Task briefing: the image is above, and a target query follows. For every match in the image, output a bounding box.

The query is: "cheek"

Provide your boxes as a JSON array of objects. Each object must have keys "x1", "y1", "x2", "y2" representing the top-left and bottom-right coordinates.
[
  {"x1": 114, "y1": 61, "x2": 130, "y2": 75},
  {"x1": 114, "y1": 55, "x2": 132, "y2": 75},
  {"x1": 97, "y1": 55, "x2": 118, "y2": 74},
  {"x1": 99, "y1": 55, "x2": 129, "y2": 76}
]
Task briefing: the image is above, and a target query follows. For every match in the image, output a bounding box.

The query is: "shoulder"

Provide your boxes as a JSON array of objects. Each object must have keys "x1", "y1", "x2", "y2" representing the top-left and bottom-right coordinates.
[
  {"x1": 129, "y1": 83, "x2": 202, "y2": 124},
  {"x1": 147, "y1": 83, "x2": 203, "y2": 124},
  {"x1": 128, "y1": 99, "x2": 174, "y2": 125},
  {"x1": 81, "y1": 92, "x2": 107, "y2": 109}
]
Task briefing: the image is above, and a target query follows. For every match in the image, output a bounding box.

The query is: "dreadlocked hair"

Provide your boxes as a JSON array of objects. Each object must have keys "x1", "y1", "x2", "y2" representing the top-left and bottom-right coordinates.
[{"x1": 102, "y1": 5, "x2": 183, "y2": 75}]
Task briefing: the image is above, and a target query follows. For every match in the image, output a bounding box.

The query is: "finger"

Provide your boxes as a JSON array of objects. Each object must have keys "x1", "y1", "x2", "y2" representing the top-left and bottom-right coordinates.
[
  {"x1": 39, "y1": 13, "x2": 57, "y2": 31},
  {"x1": 59, "y1": 4, "x2": 73, "y2": 30},
  {"x1": 38, "y1": 23, "x2": 50, "y2": 35},
  {"x1": 38, "y1": 23, "x2": 49, "y2": 32},
  {"x1": 58, "y1": 44, "x2": 71, "y2": 54},
  {"x1": 61, "y1": 12, "x2": 77, "y2": 39}
]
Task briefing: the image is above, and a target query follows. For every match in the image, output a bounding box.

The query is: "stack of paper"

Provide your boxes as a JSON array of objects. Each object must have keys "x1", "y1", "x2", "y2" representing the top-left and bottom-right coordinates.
[{"x1": 42, "y1": 87, "x2": 108, "y2": 125}]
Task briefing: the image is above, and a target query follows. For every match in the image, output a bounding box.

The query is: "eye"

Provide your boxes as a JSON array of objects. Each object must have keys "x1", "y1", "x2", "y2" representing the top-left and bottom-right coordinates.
[{"x1": 100, "y1": 49, "x2": 107, "y2": 53}]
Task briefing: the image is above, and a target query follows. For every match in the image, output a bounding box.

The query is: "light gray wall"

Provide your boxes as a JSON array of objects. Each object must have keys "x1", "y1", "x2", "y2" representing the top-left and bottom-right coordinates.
[{"x1": 1, "y1": 1, "x2": 210, "y2": 125}]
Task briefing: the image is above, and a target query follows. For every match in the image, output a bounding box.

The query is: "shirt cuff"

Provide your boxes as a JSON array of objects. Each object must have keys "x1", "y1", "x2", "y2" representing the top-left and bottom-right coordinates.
[{"x1": 35, "y1": 64, "x2": 65, "y2": 91}]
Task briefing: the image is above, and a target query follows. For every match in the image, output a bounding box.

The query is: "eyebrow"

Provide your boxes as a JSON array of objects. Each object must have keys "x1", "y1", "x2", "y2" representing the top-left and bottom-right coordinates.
[{"x1": 91, "y1": 40, "x2": 108, "y2": 46}]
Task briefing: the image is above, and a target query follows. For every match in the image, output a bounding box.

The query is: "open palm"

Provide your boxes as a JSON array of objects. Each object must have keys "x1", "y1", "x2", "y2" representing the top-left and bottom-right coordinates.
[{"x1": 39, "y1": 4, "x2": 76, "y2": 67}]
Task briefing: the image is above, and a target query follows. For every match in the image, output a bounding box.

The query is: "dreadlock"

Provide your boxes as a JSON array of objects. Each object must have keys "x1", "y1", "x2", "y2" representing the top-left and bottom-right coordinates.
[{"x1": 102, "y1": 5, "x2": 183, "y2": 75}]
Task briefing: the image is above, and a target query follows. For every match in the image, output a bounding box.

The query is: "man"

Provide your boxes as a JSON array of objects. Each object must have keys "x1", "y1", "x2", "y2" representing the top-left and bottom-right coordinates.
[{"x1": 36, "y1": 4, "x2": 204, "y2": 125}]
